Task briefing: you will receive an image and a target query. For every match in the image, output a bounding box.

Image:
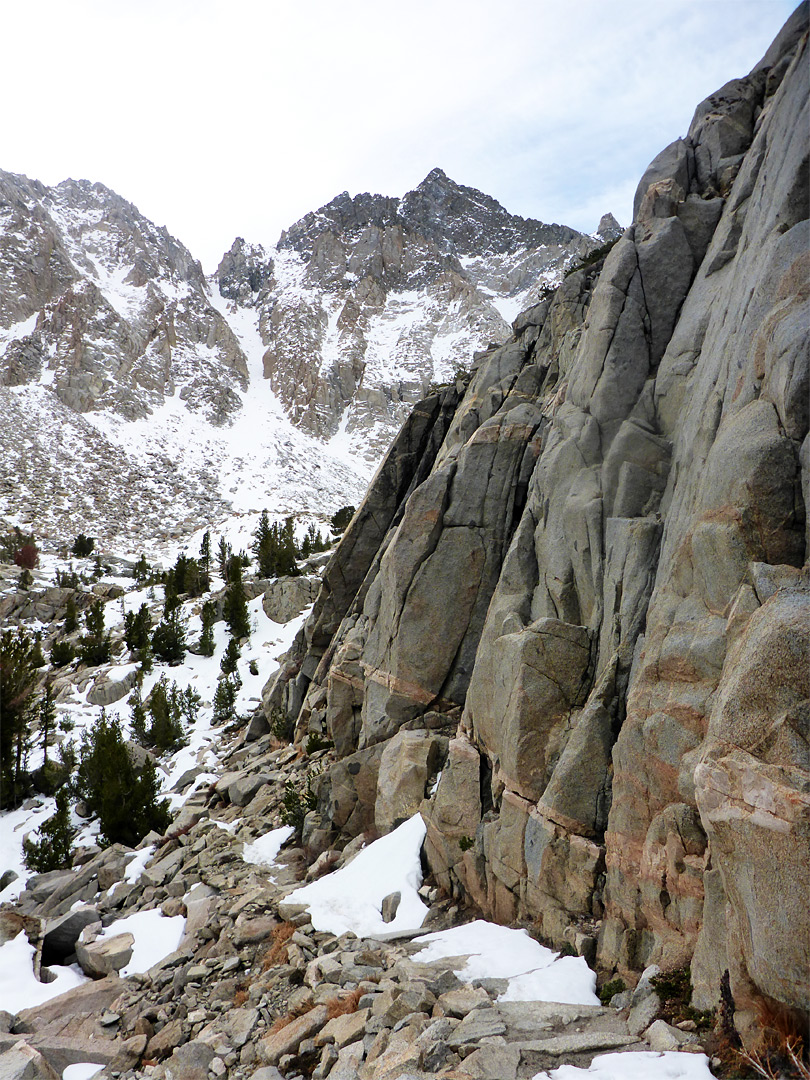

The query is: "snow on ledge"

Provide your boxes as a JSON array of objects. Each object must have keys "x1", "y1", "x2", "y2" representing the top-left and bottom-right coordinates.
[
  {"x1": 97, "y1": 909, "x2": 185, "y2": 976},
  {"x1": 411, "y1": 920, "x2": 600, "y2": 1007},
  {"x1": 285, "y1": 813, "x2": 429, "y2": 937},
  {"x1": 242, "y1": 825, "x2": 295, "y2": 870},
  {"x1": 531, "y1": 1050, "x2": 716, "y2": 1080}
]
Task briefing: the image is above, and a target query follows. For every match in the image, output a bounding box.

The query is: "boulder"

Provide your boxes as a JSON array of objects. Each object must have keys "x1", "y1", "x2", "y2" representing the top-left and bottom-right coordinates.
[
  {"x1": 374, "y1": 731, "x2": 444, "y2": 835},
  {"x1": 41, "y1": 906, "x2": 100, "y2": 964},
  {"x1": 262, "y1": 576, "x2": 321, "y2": 624},
  {"x1": 258, "y1": 1005, "x2": 329, "y2": 1066},
  {"x1": 87, "y1": 667, "x2": 138, "y2": 706},
  {"x1": 0, "y1": 1042, "x2": 59, "y2": 1080},
  {"x1": 75, "y1": 928, "x2": 134, "y2": 978}
]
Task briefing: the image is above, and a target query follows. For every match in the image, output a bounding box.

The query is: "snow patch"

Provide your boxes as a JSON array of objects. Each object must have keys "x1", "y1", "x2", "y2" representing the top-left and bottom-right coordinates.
[
  {"x1": 286, "y1": 813, "x2": 429, "y2": 936},
  {"x1": 531, "y1": 1051, "x2": 716, "y2": 1080},
  {"x1": 412, "y1": 920, "x2": 599, "y2": 1007},
  {"x1": 97, "y1": 909, "x2": 185, "y2": 976}
]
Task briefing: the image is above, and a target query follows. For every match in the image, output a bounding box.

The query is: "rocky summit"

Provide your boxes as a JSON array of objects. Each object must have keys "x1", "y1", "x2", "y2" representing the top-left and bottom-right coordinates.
[
  {"x1": 0, "y1": 5, "x2": 808, "y2": 1080},
  {"x1": 0, "y1": 164, "x2": 599, "y2": 549},
  {"x1": 221, "y1": 167, "x2": 598, "y2": 458}
]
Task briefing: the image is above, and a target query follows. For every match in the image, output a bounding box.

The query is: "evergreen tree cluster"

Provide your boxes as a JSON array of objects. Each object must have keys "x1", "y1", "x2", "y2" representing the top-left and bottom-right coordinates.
[
  {"x1": 71, "y1": 534, "x2": 95, "y2": 557},
  {"x1": 164, "y1": 552, "x2": 209, "y2": 599},
  {"x1": 76, "y1": 710, "x2": 170, "y2": 848},
  {"x1": 124, "y1": 603, "x2": 152, "y2": 654},
  {"x1": 56, "y1": 567, "x2": 82, "y2": 590},
  {"x1": 251, "y1": 511, "x2": 329, "y2": 579},
  {"x1": 129, "y1": 677, "x2": 199, "y2": 753},
  {"x1": 50, "y1": 639, "x2": 76, "y2": 667}
]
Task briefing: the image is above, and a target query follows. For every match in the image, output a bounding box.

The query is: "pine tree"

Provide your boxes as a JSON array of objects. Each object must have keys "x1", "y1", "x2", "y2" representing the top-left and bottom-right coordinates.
[
  {"x1": 220, "y1": 637, "x2": 241, "y2": 676},
  {"x1": 76, "y1": 710, "x2": 170, "y2": 847},
  {"x1": 253, "y1": 510, "x2": 275, "y2": 577},
  {"x1": 129, "y1": 684, "x2": 149, "y2": 745},
  {"x1": 200, "y1": 530, "x2": 212, "y2": 575},
  {"x1": 31, "y1": 632, "x2": 46, "y2": 668},
  {"x1": 330, "y1": 505, "x2": 356, "y2": 535},
  {"x1": 217, "y1": 536, "x2": 232, "y2": 578},
  {"x1": 39, "y1": 682, "x2": 56, "y2": 765},
  {"x1": 163, "y1": 570, "x2": 180, "y2": 615},
  {"x1": 79, "y1": 600, "x2": 112, "y2": 666},
  {"x1": 223, "y1": 560, "x2": 250, "y2": 640},
  {"x1": 151, "y1": 608, "x2": 187, "y2": 666},
  {"x1": 145, "y1": 676, "x2": 186, "y2": 752},
  {"x1": 0, "y1": 629, "x2": 38, "y2": 808},
  {"x1": 277, "y1": 517, "x2": 301, "y2": 576},
  {"x1": 23, "y1": 787, "x2": 76, "y2": 873},
  {"x1": 213, "y1": 673, "x2": 240, "y2": 724},
  {"x1": 199, "y1": 600, "x2": 216, "y2": 657},
  {"x1": 133, "y1": 554, "x2": 151, "y2": 584},
  {"x1": 63, "y1": 594, "x2": 78, "y2": 634},
  {"x1": 139, "y1": 637, "x2": 154, "y2": 675}
]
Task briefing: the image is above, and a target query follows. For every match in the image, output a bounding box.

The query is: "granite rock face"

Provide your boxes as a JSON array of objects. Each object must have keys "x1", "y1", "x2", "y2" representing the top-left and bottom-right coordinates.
[{"x1": 274, "y1": 4, "x2": 809, "y2": 1040}]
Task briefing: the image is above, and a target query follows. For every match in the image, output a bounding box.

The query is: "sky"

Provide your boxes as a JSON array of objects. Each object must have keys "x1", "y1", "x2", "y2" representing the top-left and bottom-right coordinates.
[{"x1": 1, "y1": 0, "x2": 798, "y2": 271}]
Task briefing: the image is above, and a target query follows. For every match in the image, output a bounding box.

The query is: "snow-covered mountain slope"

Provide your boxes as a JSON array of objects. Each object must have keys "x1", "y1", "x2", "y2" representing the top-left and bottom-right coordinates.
[
  {"x1": 218, "y1": 169, "x2": 604, "y2": 459},
  {"x1": 0, "y1": 166, "x2": 612, "y2": 547}
]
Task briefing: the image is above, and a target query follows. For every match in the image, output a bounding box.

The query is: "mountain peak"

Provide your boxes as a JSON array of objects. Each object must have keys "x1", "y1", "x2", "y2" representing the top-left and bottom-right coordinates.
[{"x1": 418, "y1": 166, "x2": 453, "y2": 187}]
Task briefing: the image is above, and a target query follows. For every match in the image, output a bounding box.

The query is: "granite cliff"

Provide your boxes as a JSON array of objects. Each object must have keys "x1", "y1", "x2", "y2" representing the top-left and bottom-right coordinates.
[{"x1": 270, "y1": 3, "x2": 809, "y2": 1044}]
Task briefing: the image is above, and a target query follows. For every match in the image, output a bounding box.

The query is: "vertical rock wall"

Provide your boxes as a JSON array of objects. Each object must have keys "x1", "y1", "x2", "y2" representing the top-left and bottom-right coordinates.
[{"x1": 272, "y1": 5, "x2": 809, "y2": 1039}]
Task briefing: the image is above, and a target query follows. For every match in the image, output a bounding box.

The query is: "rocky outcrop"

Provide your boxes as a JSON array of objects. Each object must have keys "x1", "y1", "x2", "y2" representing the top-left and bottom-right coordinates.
[
  {"x1": 273, "y1": 4, "x2": 809, "y2": 1044},
  {"x1": 0, "y1": 172, "x2": 248, "y2": 424}
]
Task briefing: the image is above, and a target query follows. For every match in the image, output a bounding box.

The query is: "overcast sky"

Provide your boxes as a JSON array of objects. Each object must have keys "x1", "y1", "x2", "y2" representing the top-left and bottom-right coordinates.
[{"x1": 2, "y1": 0, "x2": 797, "y2": 271}]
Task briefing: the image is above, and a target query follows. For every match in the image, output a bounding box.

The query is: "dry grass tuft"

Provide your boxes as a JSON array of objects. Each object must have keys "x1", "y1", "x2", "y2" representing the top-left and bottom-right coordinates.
[
  {"x1": 326, "y1": 987, "x2": 364, "y2": 1020},
  {"x1": 233, "y1": 987, "x2": 248, "y2": 1007},
  {"x1": 736, "y1": 998, "x2": 810, "y2": 1079},
  {"x1": 266, "y1": 1012, "x2": 297, "y2": 1036},
  {"x1": 260, "y1": 921, "x2": 297, "y2": 970}
]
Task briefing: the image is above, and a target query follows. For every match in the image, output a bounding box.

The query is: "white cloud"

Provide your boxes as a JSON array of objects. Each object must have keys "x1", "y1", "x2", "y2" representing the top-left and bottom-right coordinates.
[{"x1": 0, "y1": 0, "x2": 797, "y2": 268}]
